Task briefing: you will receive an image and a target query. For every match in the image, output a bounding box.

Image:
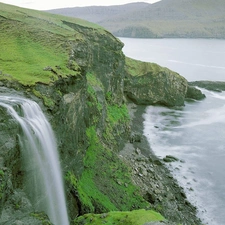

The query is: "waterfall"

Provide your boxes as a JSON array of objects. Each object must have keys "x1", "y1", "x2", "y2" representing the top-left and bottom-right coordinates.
[{"x1": 0, "y1": 96, "x2": 69, "y2": 225}]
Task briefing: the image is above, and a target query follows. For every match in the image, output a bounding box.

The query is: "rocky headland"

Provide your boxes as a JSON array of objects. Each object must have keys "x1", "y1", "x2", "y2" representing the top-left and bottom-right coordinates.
[
  {"x1": 189, "y1": 80, "x2": 225, "y2": 92},
  {"x1": 0, "y1": 2, "x2": 203, "y2": 225}
]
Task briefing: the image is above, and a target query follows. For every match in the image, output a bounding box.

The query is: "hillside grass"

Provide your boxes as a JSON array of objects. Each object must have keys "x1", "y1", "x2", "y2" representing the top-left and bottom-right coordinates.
[
  {"x1": 0, "y1": 2, "x2": 104, "y2": 85},
  {"x1": 74, "y1": 209, "x2": 165, "y2": 225},
  {"x1": 125, "y1": 57, "x2": 169, "y2": 77}
]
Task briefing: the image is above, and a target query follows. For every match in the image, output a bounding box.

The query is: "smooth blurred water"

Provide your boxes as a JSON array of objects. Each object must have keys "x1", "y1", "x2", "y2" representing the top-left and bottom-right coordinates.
[
  {"x1": 120, "y1": 38, "x2": 225, "y2": 225},
  {"x1": 0, "y1": 96, "x2": 69, "y2": 225}
]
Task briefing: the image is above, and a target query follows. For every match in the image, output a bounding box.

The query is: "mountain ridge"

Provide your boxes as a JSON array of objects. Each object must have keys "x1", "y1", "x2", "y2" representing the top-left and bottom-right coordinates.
[{"x1": 47, "y1": 0, "x2": 225, "y2": 38}]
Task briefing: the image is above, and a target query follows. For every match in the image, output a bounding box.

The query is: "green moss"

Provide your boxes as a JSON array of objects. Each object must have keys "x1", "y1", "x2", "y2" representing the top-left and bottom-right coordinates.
[
  {"x1": 107, "y1": 104, "x2": 129, "y2": 125},
  {"x1": 0, "y1": 170, "x2": 4, "y2": 177},
  {"x1": 74, "y1": 209, "x2": 165, "y2": 225},
  {"x1": 105, "y1": 91, "x2": 113, "y2": 103},
  {"x1": 66, "y1": 127, "x2": 118, "y2": 213},
  {"x1": 125, "y1": 57, "x2": 182, "y2": 84},
  {"x1": 30, "y1": 212, "x2": 52, "y2": 225},
  {"x1": 65, "y1": 171, "x2": 95, "y2": 212},
  {"x1": 86, "y1": 72, "x2": 104, "y2": 120},
  {"x1": 125, "y1": 57, "x2": 159, "y2": 77},
  {"x1": 71, "y1": 126, "x2": 149, "y2": 214},
  {"x1": 82, "y1": 127, "x2": 118, "y2": 211},
  {"x1": 32, "y1": 89, "x2": 55, "y2": 108},
  {"x1": 103, "y1": 103, "x2": 130, "y2": 145},
  {"x1": 86, "y1": 72, "x2": 103, "y2": 88},
  {"x1": 87, "y1": 85, "x2": 102, "y2": 111}
]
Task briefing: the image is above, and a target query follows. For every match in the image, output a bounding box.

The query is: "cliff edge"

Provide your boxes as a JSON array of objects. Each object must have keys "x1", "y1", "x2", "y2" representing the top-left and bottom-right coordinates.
[{"x1": 0, "y1": 3, "x2": 202, "y2": 225}]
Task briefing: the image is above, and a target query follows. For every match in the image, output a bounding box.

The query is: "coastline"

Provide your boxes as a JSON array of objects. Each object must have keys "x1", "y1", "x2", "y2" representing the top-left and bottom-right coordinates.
[{"x1": 120, "y1": 102, "x2": 202, "y2": 224}]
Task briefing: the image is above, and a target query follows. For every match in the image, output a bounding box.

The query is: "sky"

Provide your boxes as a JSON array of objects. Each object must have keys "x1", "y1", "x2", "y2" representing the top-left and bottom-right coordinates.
[{"x1": 0, "y1": 0, "x2": 161, "y2": 10}]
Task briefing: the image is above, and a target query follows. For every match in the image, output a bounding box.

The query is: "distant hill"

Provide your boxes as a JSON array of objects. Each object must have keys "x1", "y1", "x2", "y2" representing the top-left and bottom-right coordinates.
[{"x1": 47, "y1": 0, "x2": 225, "y2": 38}]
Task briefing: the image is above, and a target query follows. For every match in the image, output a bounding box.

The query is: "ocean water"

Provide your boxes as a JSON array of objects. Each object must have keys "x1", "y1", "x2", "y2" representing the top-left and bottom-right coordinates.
[{"x1": 120, "y1": 38, "x2": 225, "y2": 225}]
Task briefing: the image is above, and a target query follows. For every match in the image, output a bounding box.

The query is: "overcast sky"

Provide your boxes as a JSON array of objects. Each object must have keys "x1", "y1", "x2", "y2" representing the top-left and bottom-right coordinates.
[{"x1": 1, "y1": 0, "x2": 161, "y2": 10}]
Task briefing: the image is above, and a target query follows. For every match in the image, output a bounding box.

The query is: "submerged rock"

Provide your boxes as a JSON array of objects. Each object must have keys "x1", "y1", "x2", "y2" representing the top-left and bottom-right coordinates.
[{"x1": 163, "y1": 155, "x2": 179, "y2": 163}]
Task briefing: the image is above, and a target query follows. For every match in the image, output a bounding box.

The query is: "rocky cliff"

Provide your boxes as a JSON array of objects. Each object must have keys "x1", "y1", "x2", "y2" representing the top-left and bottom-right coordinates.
[{"x1": 0, "y1": 3, "x2": 202, "y2": 225}]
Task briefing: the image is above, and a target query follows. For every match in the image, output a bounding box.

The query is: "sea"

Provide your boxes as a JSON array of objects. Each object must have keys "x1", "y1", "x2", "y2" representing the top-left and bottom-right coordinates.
[{"x1": 119, "y1": 37, "x2": 225, "y2": 225}]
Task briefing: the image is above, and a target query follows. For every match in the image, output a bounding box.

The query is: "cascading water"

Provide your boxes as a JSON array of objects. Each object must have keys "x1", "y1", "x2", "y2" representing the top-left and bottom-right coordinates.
[{"x1": 0, "y1": 96, "x2": 69, "y2": 225}]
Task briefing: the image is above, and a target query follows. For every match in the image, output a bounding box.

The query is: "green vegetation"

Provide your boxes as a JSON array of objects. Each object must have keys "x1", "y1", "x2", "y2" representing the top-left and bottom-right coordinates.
[
  {"x1": 67, "y1": 126, "x2": 149, "y2": 214},
  {"x1": 107, "y1": 104, "x2": 129, "y2": 125},
  {"x1": 65, "y1": 127, "x2": 118, "y2": 212},
  {"x1": 74, "y1": 209, "x2": 165, "y2": 225},
  {"x1": 32, "y1": 89, "x2": 55, "y2": 108},
  {"x1": 0, "y1": 170, "x2": 5, "y2": 200},
  {"x1": 125, "y1": 57, "x2": 164, "y2": 77},
  {"x1": 30, "y1": 212, "x2": 52, "y2": 225},
  {"x1": 0, "y1": 169, "x2": 4, "y2": 177},
  {"x1": 86, "y1": 72, "x2": 104, "y2": 88},
  {"x1": 86, "y1": 72, "x2": 103, "y2": 112},
  {"x1": 104, "y1": 103, "x2": 130, "y2": 145},
  {"x1": 70, "y1": 72, "x2": 145, "y2": 215},
  {"x1": 0, "y1": 2, "x2": 105, "y2": 86}
]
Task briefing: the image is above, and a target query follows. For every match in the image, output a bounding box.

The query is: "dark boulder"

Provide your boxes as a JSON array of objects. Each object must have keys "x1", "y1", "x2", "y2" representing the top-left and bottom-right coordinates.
[{"x1": 185, "y1": 85, "x2": 206, "y2": 100}]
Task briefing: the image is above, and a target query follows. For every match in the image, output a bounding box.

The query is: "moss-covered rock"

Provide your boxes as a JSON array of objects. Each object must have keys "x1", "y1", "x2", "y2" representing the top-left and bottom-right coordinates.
[
  {"x1": 74, "y1": 209, "x2": 165, "y2": 225},
  {"x1": 124, "y1": 57, "x2": 188, "y2": 106},
  {"x1": 185, "y1": 85, "x2": 206, "y2": 100}
]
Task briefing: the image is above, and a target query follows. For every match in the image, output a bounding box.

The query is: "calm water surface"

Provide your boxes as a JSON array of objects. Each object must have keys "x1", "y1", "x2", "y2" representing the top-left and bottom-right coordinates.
[
  {"x1": 120, "y1": 38, "x2": 225, "y2": 225},
  {"x1": 120, "y1": 38, "x2": 225, "y2": 81}
]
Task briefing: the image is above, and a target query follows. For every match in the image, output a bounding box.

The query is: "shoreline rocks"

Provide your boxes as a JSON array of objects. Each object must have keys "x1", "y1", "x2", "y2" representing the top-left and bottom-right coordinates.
[
  {"x1": 189, "y1": 80, "x2": 225, "y2": 92},
  {"x1": 120, "y1": 103, "x2": 202, "y2": 225}
]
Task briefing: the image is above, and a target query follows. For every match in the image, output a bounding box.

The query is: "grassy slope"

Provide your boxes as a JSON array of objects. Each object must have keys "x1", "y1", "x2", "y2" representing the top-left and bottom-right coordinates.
[{"x1": 0, "y1": 3, "x2": 103, "y2": 85}]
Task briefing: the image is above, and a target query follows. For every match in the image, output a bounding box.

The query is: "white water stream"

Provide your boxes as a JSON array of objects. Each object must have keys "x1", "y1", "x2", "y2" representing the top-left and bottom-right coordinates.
[{"x1": 0, "y1": 96, "x2": 69, "y2": 225}]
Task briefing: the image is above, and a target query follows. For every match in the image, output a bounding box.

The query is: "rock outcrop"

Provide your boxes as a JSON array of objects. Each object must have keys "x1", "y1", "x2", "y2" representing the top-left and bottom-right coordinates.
[
  {"x1": 189, "y1": 80, "x2": 225, "y2": 92},
  {"x1": 124, "y1": 57, "x2": 202, "y2": 106},
  {"x1": 186, "y1": 85, "x2": 206, "y2": 100}
]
